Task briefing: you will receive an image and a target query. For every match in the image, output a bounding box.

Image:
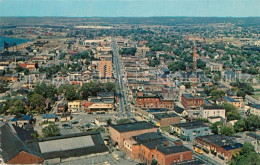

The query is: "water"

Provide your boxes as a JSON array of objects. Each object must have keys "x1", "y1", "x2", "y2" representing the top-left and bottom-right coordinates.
[{"x1": 0, "y1": 36, "x2": 32, "y2": 50}]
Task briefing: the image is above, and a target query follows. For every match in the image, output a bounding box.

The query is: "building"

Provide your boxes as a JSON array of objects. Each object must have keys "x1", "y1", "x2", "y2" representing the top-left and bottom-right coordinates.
[
  {"x1": 19, "y1": 63, "x2": 38, "y2": 70},
  {"x1": 223, "y1": 96, "x2": 242, "y2": 108},
  {"x1": 57, "y1": 101, "x2": 68, "y2": 113},
  {"x1": 109, "y1": 121, "x2": 158, "y2": 148},
  {"x1": 38, "y1": 132, "x2": 109, "y2": 164},
  {"x1": 60, "y1": 113, "x2": 72, "y2": 122},
  {"x1": 10, "y1": 115, "x2": 33, "y2": 128},
  {"x1": 150, "y1": 113, "x2": 180, "y2": 127},
  {"x1": 98, "y1": 61, "x2": 112, "y2": 78},
  {"x1": 136, "y1": 94, "x2": 174, "y2": 110},
  {"x1": 170, "y1": 121, "x2": 211, "y2": 141},
  {"x1": 87, "y1": 103, "x2": 114, "y2": 112},
  {"x1": 42, "y1": 114, "x2": 57, "y2": 122},
  {"x1": 249, "y1": 104, "x2": 260, "y2": 117},
  {"x1": 123, "y1": 132, "x2": 193, "y2": 165},
  {"x1": 195, "y1": 135, "x2": 243, "y2": 162},
  {"x1": 0, "y1": 123, "x2": 44, "y2": 164},
  {"x1": 206, "y1": 62, "x2": 223, "y2": 72},
  {"x1": 181, "y1": 94, "x2": 204, "y2": 109},
  {"x1": 199, "y1": 105, "x2": 226, "y2": 119},
  {"x1": 68, "y1": 100, "x2": 81, "y2": 112}
]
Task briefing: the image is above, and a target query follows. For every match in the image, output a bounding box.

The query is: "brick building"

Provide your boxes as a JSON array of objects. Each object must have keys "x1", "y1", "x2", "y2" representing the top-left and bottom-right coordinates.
[
  {"x1": 136, "y1": 95, "x2": 174, "y2": 110},
  {"x1": 98, "y1": 61, "x2": 112, "y2": 78},
  {"x1": 150, "y1": 113, "x2": 181, "y2": 127},
  {"x1": 109, "y1": 121, "x2": 158, "y2": 148},
  {"x1": 0, "y1": 123, "x2": 44, "y2": 164},
  {"x1": 195, "y1": 135, "x2": 243, "y2": 162},
  {"x1": 123, "y1": 132, "x2": 193, "y2": 165},
  {"x1": 181, "y1": 94, "x2": 204, "y2": 109}
]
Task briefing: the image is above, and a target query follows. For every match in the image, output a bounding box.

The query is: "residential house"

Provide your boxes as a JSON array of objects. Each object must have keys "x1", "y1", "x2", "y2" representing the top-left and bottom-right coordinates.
[
  {"x1": 68, "y1": 100, "x2": 81, "y2": 112},
  {"x1": 249, "y1": 104, "x2": 260, "y2": 117},
  {"x1": 42, "y1": 114, "x2": 57, "y2": 122},
  {"x1": 199, "y1": 105, "x2": 226, "y2": 119},
  {"x1": 223, "y1": 96, "x2": 242, "y2": 108},
  {"x1": 170, "y1": 121, "x2": 211, "y2": 141},
  {"x1": 10, "y1": 115, "x2": 33, "y2": 128}
]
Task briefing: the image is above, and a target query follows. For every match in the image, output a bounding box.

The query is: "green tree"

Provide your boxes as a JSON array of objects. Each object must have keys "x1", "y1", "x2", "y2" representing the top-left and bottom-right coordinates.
[
  {"x1": 211, "y1": 89, "x2": 225, "y2": 101},
  {"x1": 104, "y1": 82, "x2": 117, "y2": 92},
  {"x1": 117, "y1": 118, "x2": 131, "y2": 124},
  {"x1": 234, "y1": 120, "x2": 246, "y2": 132},
  {"x1": 10, "y1": 100, "x2": 26, "y2": 115},
  {"x1": 231, "y1": 143, "x2": 260, "y2": 165},
  {"x1": 222, "y1": 103, "x2": 241, "y2": 120},
  {"x1": 80, "y1": 81, "x2": 102, "y2": 99},
  {"x1": 29, "y1": 93, "x2": 45, "y2": 112},
  {"x1": 244, "y1": 115, "x2": 260, "y2": 131},
  {"x1": 219, "y1": 125, "x2": 235, "y2": 136},
  {"x1": 42, "y1": 123, "x2": 60, "y2": 137},
  {"x1": 210, "y1": 121, "x2": 222, "y2": 134}
]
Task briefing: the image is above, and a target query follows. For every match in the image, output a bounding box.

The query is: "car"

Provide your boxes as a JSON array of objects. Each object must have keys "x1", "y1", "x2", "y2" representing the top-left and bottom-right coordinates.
[
  {"x1": 72, "y1": 121, "x2": 79, "y2": 124},
  {"x1": 104, "y1": 161, "x2": 110, "y2": 165},
  {"x1": 88, "y1": 112, "x2": 94, "y2": 114},
  {"x1": 64, "y1": 125, "x2": 72, "y2": 129},
  {"x1": 62, "y1": 123, "x2": 70, "y2": 127}
]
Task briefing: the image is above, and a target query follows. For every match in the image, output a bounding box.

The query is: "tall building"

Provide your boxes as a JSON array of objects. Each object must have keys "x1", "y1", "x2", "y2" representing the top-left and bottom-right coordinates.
[{"x1": 98, "y1": 61, "x2": 112, "y2": 78}]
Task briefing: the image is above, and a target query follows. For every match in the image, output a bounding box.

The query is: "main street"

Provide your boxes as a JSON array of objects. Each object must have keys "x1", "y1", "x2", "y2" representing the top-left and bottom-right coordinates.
[{"x1": 112, "y1": 38, "x2": 133, "y2": 118}]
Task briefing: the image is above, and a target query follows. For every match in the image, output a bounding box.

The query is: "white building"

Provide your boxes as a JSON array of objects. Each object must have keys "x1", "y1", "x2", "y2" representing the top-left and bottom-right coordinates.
[{"x1": 200, "y1": 105, "x2": 226, "y2": 119}]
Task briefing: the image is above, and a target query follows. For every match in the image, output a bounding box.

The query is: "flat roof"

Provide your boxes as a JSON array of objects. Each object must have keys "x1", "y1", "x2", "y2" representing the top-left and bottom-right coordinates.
[
  {"x1": 39, "y1": 136, "x2": 94, "y2": 153},
  {"x1": 110, "y1": 121, "x2": 157, "y2": 133},
  {"x1": 153, "y1": 113, "x2": 179, "y2": 120},
  {"x1": 172, "y1": 121, "x2": 208, "y2": 130},
  {"x1": 158, "y1": 145, "x2": 191, "y2": 155}
]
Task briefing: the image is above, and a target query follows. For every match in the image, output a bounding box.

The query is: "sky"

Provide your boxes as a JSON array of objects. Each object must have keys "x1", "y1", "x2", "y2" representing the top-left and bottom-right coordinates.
[{"x1": 0, "y1": 0, "x2": 259, "y2": 17}]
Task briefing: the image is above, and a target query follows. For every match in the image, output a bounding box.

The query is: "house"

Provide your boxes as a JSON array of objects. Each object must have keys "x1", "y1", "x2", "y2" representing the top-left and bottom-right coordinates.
[
  {"x1": 223, "y1": 96, "x2": 242, "y2": 108},
  {"x1": 199, "y1": 105, "x2": 226, "y2": 119},
  {"x1": 150, "y1": 112, "x2": 181, "y2": 127},
  {"x1": 170, "y1": 121, "x2": 211, "y2": 141},
  {"x1": 38, "y1": 132, "x2": 109, "y2": 164},
  {"x1": 109, "y1": 121, "x2": 158, "y2": 148},
  {"x1": 10, "y1": 115, "x2": 33, "y2": 128},
  {"x1": 42, "y1": 114, "x2": 57, "y2": 122},
  {"x1": 60, "y1": 113, "x2": 72, "y2": 122},
  {"x1": 195, "y1": 135, "x2": 243, "y2": 162},
  {"x1": 181, "y1": 94, "x2": 204, "y2": 109},
  {"x1": 68, "y1": 100, "x2": 81, "y2": 112},
  {"x1": 0, "y1": 123, "x2": 44, "y2": 164},
  {"x1": 57, "y1": 101, "x2": 68, "y2": 113},
  {"x1": 249, "y1": 104, "x2": 260, "y2": 117},
  {"x1": 206, "y1": 62, "x2": 223, "y2": 72},
  {"x1": 95, "y1": 118, "x2": 108, "y2": 127}
]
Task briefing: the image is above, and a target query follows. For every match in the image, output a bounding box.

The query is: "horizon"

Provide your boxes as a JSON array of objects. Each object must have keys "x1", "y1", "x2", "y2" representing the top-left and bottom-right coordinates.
[{"x1": 0, "y1": 0, "x2": 260, "y2": 17}]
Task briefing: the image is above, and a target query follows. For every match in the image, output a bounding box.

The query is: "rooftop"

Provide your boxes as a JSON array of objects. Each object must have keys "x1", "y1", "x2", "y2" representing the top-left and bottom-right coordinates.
[
  {"x1": 153, "y1": 112, "x2": 179, "y2": 120},
  {"x1": 202, "y1": 105, "x2": 224, "y2": 110},
  {"x1": 196, "y1": 134, "x2": 237, "y2": 147},
  {"x1": 224, "y1": 96, "x2": 239, "y2": 103},
  {"x1": 172, "y1": 121, "x2": 208, "y2": 130},
  {"x1": 158, "y1": 145, "x2": 191, "y2": 155},
  {"x1": 110, "y1": 121, "x2": 157, "y2": 133}
]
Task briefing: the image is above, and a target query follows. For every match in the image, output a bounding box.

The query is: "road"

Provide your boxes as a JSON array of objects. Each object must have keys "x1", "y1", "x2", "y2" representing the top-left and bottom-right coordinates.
[{"x1": 112, "y1": 38, "x2": 133, "y2": 118}]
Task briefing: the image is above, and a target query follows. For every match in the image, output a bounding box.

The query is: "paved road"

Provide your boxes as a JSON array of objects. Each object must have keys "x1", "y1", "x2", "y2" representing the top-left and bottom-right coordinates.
[{"x1": 112, "y1": 38, "x2": 133, "y2": 119}]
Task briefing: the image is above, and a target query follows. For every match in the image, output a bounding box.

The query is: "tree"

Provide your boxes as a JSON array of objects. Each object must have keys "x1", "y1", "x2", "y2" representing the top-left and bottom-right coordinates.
[
  {"x1": 244, "y1": 115, "x2": 260, "y2": 131},
  {"x1": 106, "y1": 118, "x2": 112, "y2": 126},
  {"x1": 219, "y1": 125, "x2": 235, "y2": 136},
  {"x1": 59, "y1": 84, "x2": 79, "y2": 100},
  {"x1": 234, "y1": 120, "x2": 246, "y2": 132},
  {"x1": 210, "y1": 121, "x2": 222, "y2": 134},
  {"x1": 42, "y1": 123, "x2": 60, "y2": 137},
  {"x1": 10, "y1": 100, "x2": 26, "y2": 115},
  {"x1": 117, "y1": 118, "x2": 131, "y2": 124},
  {"x1": 29, "y1": 93, "x2": 45, "y2": 112},
  {"x1": 222, "y1": 103, "x2": 241, "y2": 120},
  {"x1": 211, "y1": 89, "x2": 225, "y2": 101},
  {"x1": 231, "y1": 143, "x2": 260, "y2": 165},
  {"x1": 104, "y1": 82, "x2": 117, "y2": 92},
  {"x1": 80, "y1": 81, "x2": 102, "y2": 99}
]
